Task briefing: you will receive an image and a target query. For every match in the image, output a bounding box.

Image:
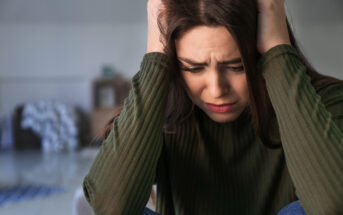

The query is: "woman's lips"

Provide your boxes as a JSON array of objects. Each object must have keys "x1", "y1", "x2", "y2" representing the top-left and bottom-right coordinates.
[{"x1": 205, "y1": 102, "x2": 236, "y2": 113}]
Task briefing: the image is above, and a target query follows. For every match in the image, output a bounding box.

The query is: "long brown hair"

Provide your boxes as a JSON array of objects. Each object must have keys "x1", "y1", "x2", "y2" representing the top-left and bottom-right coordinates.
[
  {"x1": 101, "y1": 0, "x2": 341, "y2": 148},
  {"x1": 157, "y1": 0, "x2": 342, "y2": 148}
]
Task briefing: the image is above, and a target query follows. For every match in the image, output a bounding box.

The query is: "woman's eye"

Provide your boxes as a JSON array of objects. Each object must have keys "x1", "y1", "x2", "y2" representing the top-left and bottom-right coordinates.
[
  {"x1": 181, "y1": 67, "x2": 203, "y2": 73},
  {"x1": 226, "y1": 66, "x2": 244, "y2": 72}
]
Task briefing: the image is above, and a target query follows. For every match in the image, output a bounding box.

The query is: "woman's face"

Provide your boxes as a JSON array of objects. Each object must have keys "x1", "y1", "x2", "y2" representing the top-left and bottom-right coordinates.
[{"x1": 176, "y1": 26, "x2": 249, "y2": 123}]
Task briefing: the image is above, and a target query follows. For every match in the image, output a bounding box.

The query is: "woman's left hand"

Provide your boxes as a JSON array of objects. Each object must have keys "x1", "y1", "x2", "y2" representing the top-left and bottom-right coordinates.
[{"x1": 256, "y1": 0, "x2": 291, "y2": 54}]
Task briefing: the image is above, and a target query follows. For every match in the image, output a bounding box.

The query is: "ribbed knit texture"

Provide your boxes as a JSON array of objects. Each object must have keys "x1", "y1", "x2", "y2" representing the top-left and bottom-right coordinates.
[{"x1": 83, "y1": 45, "x2": 343, "y2": 215}]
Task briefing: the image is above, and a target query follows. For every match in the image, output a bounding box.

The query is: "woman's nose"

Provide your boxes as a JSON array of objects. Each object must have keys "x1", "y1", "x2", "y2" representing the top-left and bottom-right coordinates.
[{"x1": 207, "y1": 72, "x2": 229, "y2": 98}]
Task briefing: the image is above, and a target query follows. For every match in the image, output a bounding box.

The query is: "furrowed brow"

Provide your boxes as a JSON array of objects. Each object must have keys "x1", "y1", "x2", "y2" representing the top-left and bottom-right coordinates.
[
  {"x1": 177, "y1": 58, "x2": 208, "y2": 66},
  {"x1": 217, "y1": 58, "x2": 242, "y2": 65},
  {"x1": 178, "y1": 57, "x2": 242, "y2": 66}
]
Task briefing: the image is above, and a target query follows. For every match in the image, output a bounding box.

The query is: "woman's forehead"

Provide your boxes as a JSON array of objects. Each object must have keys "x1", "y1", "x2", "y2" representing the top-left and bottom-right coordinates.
[{"x1": 175, "y1": 26, "x2": 241, "y2": 64}]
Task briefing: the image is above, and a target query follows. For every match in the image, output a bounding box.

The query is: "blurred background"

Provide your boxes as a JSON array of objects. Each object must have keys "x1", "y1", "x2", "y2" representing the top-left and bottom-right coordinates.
[{"x1": 0, "y1": 0, "x2": 342, "y2": 215}]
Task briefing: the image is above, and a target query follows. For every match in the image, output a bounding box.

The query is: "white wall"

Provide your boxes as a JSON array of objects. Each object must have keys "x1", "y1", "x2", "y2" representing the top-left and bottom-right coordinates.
[
  {"x1": 286, "y1": 0, "x2": 343, "y2": 79},
  {"x1": 0, "y1": 23, "x2": 147, "y2": 115},
  {"x1": 0, "y1": 0, "x2": 146, "y2": 25},
  {"x1": 290, "y1": 23, "x2": 343, "y2": 79},
  {"x1": 0, "y1": 0, "x2": 342, "y2": 116}
]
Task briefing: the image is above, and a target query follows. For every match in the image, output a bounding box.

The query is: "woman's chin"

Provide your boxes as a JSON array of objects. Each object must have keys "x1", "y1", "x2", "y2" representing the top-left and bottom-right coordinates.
[{"x1": 205, "y1": 111, "x2": 242, "y2": 123}]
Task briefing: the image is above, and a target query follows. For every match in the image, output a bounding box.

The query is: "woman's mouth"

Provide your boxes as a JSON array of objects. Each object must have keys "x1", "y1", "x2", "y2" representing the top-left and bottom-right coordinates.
[{"x1": 205, "y1": 102, "x2": 237, "y2": 113}]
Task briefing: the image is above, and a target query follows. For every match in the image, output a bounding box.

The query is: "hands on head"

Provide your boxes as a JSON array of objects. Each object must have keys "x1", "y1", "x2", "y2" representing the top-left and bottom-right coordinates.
[
  {"x1": 146, "y1": 0, "x2": 291, "y2": 55},
  {"x1": 256, "y1": 0, "x2": 291, "y2": 54},
  {"x1": 146, "y1": 0, "x2": 166, "y2": 54}
]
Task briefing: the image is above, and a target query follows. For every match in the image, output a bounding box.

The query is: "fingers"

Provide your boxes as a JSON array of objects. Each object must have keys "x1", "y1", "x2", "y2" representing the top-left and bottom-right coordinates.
[
  {"x1": 146, "y1": 0, "x2": 165, "y2": 53},
  {"x1": 257, "y1": 0, "x2": 285, "y2": 13},
  {"x1": 256, "y1": 0, "x2": 290, "y2": 53},
  {"x1": 147, "y1": 0, "x2": 164, "y2": 18}
]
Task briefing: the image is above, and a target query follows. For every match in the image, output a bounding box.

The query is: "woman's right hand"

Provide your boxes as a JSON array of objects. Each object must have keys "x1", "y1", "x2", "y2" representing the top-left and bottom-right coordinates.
[
  {"x1": 256, "y1": 0, "x2": 290, "y2": 54},
  {"x1": 146, "y1": 0, "x2": 166, "y2": 53}
]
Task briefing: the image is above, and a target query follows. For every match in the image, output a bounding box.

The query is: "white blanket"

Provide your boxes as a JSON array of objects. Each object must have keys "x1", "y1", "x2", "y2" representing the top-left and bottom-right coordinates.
[{"x1": 21, "y1": 100, "x2": 79, "y2": 153}]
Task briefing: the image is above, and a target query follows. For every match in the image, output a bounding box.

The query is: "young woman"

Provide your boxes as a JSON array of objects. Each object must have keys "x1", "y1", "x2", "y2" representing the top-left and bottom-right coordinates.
[{"x1": 83, "y1": 0, "x2": 343, "y2": 214}]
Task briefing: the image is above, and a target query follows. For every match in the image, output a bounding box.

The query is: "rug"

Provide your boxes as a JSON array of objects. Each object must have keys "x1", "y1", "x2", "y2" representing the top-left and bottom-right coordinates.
[{"x1": 0, "y1": 184, "x2": 65, "y2": 207}]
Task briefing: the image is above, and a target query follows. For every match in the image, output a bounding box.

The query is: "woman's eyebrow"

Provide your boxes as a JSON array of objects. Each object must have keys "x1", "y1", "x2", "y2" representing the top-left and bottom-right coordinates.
[
  {"x1": 177, "y1": 57, "x2": 242, "y2": 66},
  {"x1": 218, "y1": 58, "x2": 242, "y2": 65}
]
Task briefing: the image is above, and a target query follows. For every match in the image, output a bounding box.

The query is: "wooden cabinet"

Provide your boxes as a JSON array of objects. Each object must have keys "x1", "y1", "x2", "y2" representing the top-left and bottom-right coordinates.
[
  {"x1": 90, "y1": 78, "x2": 130, "y2": 143},
  {"x1": 92, "y1": 78, "x2": 131, "y2": 109}
]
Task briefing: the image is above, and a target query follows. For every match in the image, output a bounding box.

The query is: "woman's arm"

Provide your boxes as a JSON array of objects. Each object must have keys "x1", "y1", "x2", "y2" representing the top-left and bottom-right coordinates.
[
  {"x1": 83, "y1": 53, "x2": 169, "y2": 215},
  {"x1": 83, "y1": 1, "x2": 169, "y2": 214},
  {"x1": 256, "y1": 0, "x2": 343, "y2": 213},
  {"x1": 260, "y1": 44, "x2": 343, "y2": 214}
]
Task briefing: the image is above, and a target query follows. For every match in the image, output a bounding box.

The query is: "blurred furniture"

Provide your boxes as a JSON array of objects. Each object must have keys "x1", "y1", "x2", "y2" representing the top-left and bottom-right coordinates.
[
  {"x1": 92, "y1": 78, "x2": 131, "y2": 110},
  {"x1": 13, "y1": 106, "x2": 41, "y2": 150},
  {"x1": 13, "y1": 105, "x2": 91, "y2": 150},
  {"x1": 91, "y1": 78, "x2": 130, "y2": 143},
  {"x1": 90, "y1": 108, "x2": 119, "y2": 139}
]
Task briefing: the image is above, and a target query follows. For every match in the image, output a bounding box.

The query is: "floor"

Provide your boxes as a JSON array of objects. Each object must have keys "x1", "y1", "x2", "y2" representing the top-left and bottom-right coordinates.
[{"x1": 0, "y1": 147, "x2": 98, "y2": 215}]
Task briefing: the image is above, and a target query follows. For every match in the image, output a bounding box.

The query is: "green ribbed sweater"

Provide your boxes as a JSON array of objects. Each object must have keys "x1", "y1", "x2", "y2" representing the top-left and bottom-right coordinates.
[{"x1": 83, "y1": 45, "x2": 343, "y2": 215}]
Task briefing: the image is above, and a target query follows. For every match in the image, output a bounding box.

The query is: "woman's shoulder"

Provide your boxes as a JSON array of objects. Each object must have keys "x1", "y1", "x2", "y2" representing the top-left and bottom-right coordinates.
[
  {"x1": 312, "y1": 75, "x2": 343, "y2": 94},
  {"x1": 312, "y1": 75, "x2": 343, "y2": 108}
]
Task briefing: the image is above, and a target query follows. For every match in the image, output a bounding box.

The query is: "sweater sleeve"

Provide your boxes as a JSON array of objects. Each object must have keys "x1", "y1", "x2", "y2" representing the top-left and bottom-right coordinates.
[
  {"x1": 259, "y1": 44, "x2": 343, "y2": 214},
  {"x1": 83, "y1": 53, "x2": 171, "y2": 215}
]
